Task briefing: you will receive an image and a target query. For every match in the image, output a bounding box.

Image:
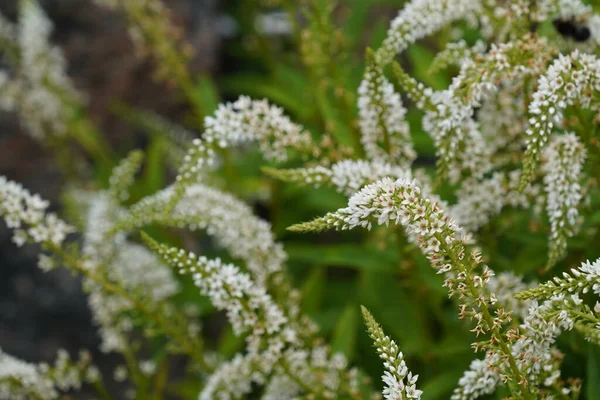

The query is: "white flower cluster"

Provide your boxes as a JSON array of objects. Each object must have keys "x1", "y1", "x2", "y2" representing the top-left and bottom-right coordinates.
[
  {"x1": 487, "y1": 272, "x2": 535, "y2": 320},
  {"x1": 362, "y1": 307, "x2": 422, "y2": 400},
  {"x1": 0, "y1": 349, "x2": 56, "y2": 400},
  {"x1": 177, "y1": 96, "x2": 314, "y2": 185},
  {"x1": 146, "y1": 237, "x2": 287, "y2": 342},
  {"x1": 375, "y1": 0, "x2": 483, "y2": 65},
  {"x1": 512, "y1": 295, "x2": 577, "y2": 386},
  {"x1": 0, "y1": 176, "x2": 73, "y2": 248},
  {"x1": 201, "y1": 343, "x2": 358, "y2": 400},
  {"x1": 522, "y1": 51, "x2": 600, "y2": 186},
  {"x1": 394, "y1": 64, "x2": 491, "y2": 183},
  {"x1": 450, "y1": 174, "x2": 506, "y2": 232},
  {"x1": 0, "y1": 348, "x2": 98, "y2": 400},
  {"x1": 454, "y1": 293, "x2": 578, "y2": 398},
  {"x1": 266, "y1": 159, "x2": 411, "y2": 196},
  {"x1": 450, "y1": 171, "x2": 542, "y2": 233},
  {"x1": 290, "y1": 177, "x2": 464, "y2": 275},
  {"x1": 518, "y1": 257, "x2": 600, "y2": 300},
  {"x1": 450, "y1": 36, "x2": 552, "y2": 107},
  {"x1": 478, "y1": 86, "x2": 527, "y2": 158},
  {"x1": 0, "y1": 0, "x2": 81, "y2": 140},
  {"x1": 451, "y1": 354, "x2": 500, "y2": 400},
  {"x1": 542, "y1": 133, "x2": 586, "y2": 267},
  {"x1": 117, "y1": 183, "x2": 286, "y2": 286},
  {"x1": 358, "y1": 58, "x2": 414, "y2": 165},
  {"x1": 80, "y1": 192, "x2": 180, "y2": 352}
]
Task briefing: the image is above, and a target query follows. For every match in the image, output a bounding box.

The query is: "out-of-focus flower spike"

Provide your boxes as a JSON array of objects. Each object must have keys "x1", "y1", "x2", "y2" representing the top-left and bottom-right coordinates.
[
  {"x1": 541, "y1": 133, "x2": 586, "y2": 269},
  {"x1": 520, "y1": 51, "x2": 600, "y2": 189},
  {"x1": 358, "y1": 48, "x2": 415, "y2": 165},
  {"x1": 264, "y1": 160, "x2": 411, "y2": 196},
  {"x1": 108, "y1": 150, "x2": 144, "y2": 204}
]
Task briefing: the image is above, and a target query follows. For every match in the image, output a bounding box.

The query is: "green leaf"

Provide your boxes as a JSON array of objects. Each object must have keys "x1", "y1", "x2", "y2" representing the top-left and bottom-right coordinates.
[
  {"x1": 193, "y1": 75, "x2": 220, "y2": 116},
  {"x1": 301, "y1": 266, "x2": 326, "y2": 316},
  {"x1": 587, "y1": 343, "x2": 600, "y2": 399},
  {"x1": 331, "y1": 304, "x2": 359, "y2": 360},
  {"x1": 421, "y1": 370, "x2": 463, "y2": 400},
  {"x1": 285, "y1": 243, "x2": 398, "y2": 272}
]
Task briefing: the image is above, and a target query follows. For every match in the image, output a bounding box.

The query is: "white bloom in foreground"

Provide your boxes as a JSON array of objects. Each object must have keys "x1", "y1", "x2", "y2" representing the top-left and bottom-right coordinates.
[
  {"x1": 289, "y1": 177, "x2": 462, "y2": 271},
  {"x1": 542, "y1": 133, "x2": 586, "y2": 268},
  {"x1": 362, "y1": 307, "x2": 422, "y2": 400},
  {"x1": 0, "y1": 176, "x2": 73, "y2": 248},
  {"x1": 518, "y1": 257, "x2": 600, "y2": 300}
]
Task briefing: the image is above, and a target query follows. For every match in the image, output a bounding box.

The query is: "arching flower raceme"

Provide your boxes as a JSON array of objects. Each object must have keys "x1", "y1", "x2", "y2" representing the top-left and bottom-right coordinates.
[
  {"x1": 541, "y1": 133, "x2": 586, "y2": 268},
  {"x1": 264, "y1": 159, "x2": 411, "y2": 196},
  {"x1": 517, "y1": 257, "x2": 600, "y2": 300},
  {"x1": 521, "y1": 51, "x2": 600, "y2": 188},
  {"x1": 175, "y1": 96, "x2": 314, "y2": 187},
  {"x1": 115, "y1": 183, "x2": 286, "y2": 286},
  {"x1": 358, "y1": 51, "x2": 414, "y2": 165},
  {"x1": 375, "y1": 0, "x2": 483, "y2": 65}
]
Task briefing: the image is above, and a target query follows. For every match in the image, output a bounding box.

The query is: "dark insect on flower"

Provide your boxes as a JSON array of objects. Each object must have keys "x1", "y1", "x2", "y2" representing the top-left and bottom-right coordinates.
[
  {"x1": 553, "y1": 18, "x2": 577, "y2": 38},
  {"x1": 553, "y1": 18, "x2": 591, "y2": 42},
  {"x1": 573, "y1": 25, "x2": 591, "y2": 42}
]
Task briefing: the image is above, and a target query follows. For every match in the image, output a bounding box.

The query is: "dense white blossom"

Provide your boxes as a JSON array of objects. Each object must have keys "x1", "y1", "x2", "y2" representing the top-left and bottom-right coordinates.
[
  {"x1": 0, "y1": 176, "x2": 73, "y2": 247},
  {"x1": 394, "y1": 65, "x2": 491, "y2": 183},
  {"x1": 518, "y1": 257, "x2": 600, "y2": 300},
  {"x1": 451, "y1": 354, "x2": 500, "y2": 400},
  {"x1": 358, "y1": 58, "x2": 414, "y2": 165},
  {"x1": 375, "y1": 0, "x2": 483, "y2": 65},
  {"x1": 522, "y1": 51, "x2": 600, "y2": 186},
  {"x1": 0, "y1": 350, "x2": 56, "y2": 400},
  {"x1": 177, "y1": 96, "x2": 314, "y2": 184},
  {"x1": 542, "y1": 134, "x2": 586, "y2": 267},
  {"x1": 0, "y1": 0, "x2": 81, "y2": 140},
  {"x1": 80, "y1": 192, "x2": 179, "y2": 352},
  {"x1": 145, "y1": 237, "x2": 287, "y2": 341}
]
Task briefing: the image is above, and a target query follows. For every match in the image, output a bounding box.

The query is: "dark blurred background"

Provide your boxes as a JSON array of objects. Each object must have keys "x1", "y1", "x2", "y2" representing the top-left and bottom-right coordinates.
[{"x1": 0, "y1": 0, "x2": 220, "y2": 386}]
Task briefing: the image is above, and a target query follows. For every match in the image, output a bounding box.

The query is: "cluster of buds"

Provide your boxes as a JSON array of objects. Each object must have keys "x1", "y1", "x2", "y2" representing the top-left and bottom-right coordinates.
[{"x1": 362, "y1": 306, "x2": 423, "y2": 399}]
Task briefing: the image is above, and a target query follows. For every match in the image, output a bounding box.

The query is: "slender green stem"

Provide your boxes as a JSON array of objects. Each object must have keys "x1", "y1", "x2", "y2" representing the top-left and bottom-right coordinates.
[{"x1": 435, "y1": 234, "x2": 534, "y2": 400}]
